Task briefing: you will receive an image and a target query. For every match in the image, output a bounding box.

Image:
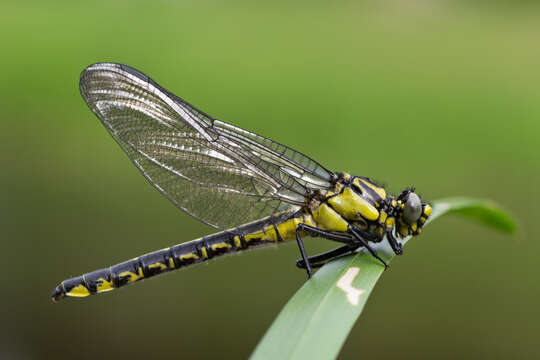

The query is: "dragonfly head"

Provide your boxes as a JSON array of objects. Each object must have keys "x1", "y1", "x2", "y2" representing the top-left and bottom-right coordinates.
[{"x1": 393, "y1": 188, "x2": 431, "y2": 238}]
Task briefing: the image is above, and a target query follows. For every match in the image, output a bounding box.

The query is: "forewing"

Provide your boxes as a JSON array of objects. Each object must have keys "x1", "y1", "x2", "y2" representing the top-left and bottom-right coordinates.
[
  {"x1": 80, "y1": 63, "x2": 331, "y2": 228},
  {"x1": 214, "y1": 121, "x2": 333, "y2": 192}
]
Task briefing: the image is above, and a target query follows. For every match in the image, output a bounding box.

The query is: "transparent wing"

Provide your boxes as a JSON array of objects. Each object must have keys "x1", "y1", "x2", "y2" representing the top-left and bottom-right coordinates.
[{"x1": 79, "y1": 63, "x2": 333, "y2": 229}]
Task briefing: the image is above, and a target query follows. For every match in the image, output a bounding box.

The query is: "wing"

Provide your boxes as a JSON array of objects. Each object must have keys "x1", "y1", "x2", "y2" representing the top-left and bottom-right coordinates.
[{"x1": 79, "y1": 62, "x2": 334, "y2": 229}]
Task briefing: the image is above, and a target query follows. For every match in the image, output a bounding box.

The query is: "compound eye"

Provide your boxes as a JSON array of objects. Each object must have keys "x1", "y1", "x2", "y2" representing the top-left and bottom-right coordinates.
[{"x1": 403, "y1": 192, "x2": 422, "y2": 224}]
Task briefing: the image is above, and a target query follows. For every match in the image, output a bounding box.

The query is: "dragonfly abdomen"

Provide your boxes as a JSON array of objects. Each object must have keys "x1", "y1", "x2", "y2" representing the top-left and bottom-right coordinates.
[{"x1": 51, "y1": 210, "x2": 304, "y2": 301}]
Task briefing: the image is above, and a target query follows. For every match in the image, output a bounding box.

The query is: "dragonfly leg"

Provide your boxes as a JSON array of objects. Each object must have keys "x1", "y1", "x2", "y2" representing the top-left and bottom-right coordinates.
[
  {"x1": 296, "y1": 244, "x2": 356, "y2": 269},
  {"x1": 386, "y1": 230, "x2": 403, "y2": 255},
  {"x1": 349, "y1": 226, "x2": 389, "y2": 269},
  {"x1": 295, "y1": 227, "x2": 312, "y2": 278},
  {"x1": 296, "y1": 223, "x2": 353, "y2": 243},
  {"x1": 295, "y1": 223, "x2": 355, "y2": 278}
]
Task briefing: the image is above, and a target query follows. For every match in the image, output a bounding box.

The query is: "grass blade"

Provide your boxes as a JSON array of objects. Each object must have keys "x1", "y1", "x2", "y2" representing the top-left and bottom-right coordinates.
[{"x1": 250, "y1": 197, "x2": 515, "y2": 360}]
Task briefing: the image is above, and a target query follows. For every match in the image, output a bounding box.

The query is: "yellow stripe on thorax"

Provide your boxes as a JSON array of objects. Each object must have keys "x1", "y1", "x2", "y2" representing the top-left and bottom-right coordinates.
[
  {"x1": 311, "y1": 203, "x2": 349, "y2": 232},
  {"x1": 327, "y1": 187, "x2": 379, "y2": 221},
  {"x1": 353, "y1": 177, "x2": 386, "y2": 201}
]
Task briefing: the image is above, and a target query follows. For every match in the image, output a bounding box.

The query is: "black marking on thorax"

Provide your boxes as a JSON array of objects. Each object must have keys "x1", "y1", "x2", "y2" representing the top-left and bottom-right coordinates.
[{"x1": 353, "y1": 176, "x2": 384, "y2": 205}]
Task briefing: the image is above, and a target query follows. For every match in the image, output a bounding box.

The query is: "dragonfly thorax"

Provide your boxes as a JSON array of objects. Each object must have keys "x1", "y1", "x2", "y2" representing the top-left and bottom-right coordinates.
[{"x1": 307, "y1": 173, "x2": 432, "y2": 246}]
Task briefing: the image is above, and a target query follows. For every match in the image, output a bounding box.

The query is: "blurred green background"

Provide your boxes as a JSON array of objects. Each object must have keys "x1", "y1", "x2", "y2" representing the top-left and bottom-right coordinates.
[{"x1": 1, "y1": 1, "x2": 539, "y2": 359}]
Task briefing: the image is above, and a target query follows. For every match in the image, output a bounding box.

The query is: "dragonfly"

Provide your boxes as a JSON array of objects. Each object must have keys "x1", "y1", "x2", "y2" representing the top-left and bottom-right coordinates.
[{"x1": 51, "y1": 62, "x2": 432, "y2": 301}]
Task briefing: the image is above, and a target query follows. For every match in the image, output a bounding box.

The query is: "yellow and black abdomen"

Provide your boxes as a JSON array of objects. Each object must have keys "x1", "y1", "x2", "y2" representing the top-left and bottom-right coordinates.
[
  {"x1": 51, "y1": 210, "x2": 306, "y2": 301},
  {"x1": 52, "y1": 241, "x2": 209, "y2": 301}
]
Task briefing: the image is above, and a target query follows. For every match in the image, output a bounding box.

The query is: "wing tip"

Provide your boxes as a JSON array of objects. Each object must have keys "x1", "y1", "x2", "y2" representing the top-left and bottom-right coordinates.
[
  {"x1": 80, "y1": 62, "x2": 149, "y2": 84},
  {"x1": 79, "y1": 62, "x2": 151, "y2": 108},
  {"x1": 79, "y1": 62, "x2": 117, "y2": 100}
]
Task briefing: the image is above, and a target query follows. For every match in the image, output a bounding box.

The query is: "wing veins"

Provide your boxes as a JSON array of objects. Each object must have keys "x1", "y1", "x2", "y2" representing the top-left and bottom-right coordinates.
[{"x1": 80, "y1": 62, "x2": 330, "y2": 229}]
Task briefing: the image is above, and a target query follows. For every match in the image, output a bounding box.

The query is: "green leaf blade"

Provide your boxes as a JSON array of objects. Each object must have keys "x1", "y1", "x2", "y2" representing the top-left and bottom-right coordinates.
[
  {"x1": 251, "y1": 197, "x2": 515, "y2": 360},
  {"x1": 431, "y1": 197, "x2": 516, "y2": 233},
  {"x1": 251, "y1": 253, "x2": 385, "y2": 360}
]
